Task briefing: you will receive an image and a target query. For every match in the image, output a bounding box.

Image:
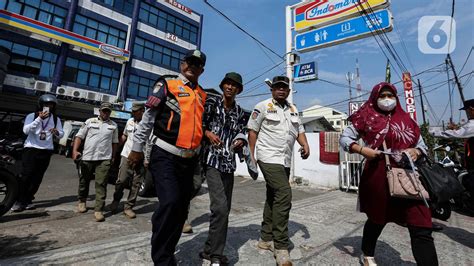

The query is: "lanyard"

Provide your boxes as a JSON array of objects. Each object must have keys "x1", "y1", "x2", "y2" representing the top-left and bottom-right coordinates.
[{"x1": 41, "y1": 116, "x2": 51, "y2": 131}]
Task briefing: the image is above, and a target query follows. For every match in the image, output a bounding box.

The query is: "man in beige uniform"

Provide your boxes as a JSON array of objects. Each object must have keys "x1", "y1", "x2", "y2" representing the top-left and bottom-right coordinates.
[
  {"x1": 247, "y1": 76, "x2": 310, "y2": 266},
  {"x1": 110, "y1": 102, "x2": 145, "y2": 219},
  {"x1": 73, "y1": 102, "x2": 119, "y2": 222}
]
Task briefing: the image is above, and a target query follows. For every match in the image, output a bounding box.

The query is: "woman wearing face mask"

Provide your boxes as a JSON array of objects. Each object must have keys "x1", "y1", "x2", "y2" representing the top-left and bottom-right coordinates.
[{"x1": 339, "y1": 82, "x2": 438, "y2": 266}]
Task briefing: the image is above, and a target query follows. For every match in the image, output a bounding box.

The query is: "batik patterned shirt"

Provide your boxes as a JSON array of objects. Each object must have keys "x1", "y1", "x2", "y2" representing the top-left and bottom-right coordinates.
[{"x1": 203, "y1": 95, "x2": 246, "y2": 173}]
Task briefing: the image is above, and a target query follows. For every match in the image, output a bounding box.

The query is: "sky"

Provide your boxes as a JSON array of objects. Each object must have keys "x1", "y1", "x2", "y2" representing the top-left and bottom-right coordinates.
[{"x1": 179, "y1": 0, "x2": 474, "y2": 125}]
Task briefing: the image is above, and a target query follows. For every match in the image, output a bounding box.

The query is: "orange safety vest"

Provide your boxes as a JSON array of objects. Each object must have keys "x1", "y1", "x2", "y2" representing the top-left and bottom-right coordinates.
[{"x1": 153, "y1": 78, "x2": 207, "y2": 150}]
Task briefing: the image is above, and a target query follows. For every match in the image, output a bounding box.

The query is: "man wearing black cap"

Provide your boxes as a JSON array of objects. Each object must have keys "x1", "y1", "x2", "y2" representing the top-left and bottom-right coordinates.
[
  {"x1": 431, "y1": 99, "x2": 474, "y2": 198},
  {"x1": 128, "y1": 49, "x2": 207, "y2": 265},
  {"x1": 73, "y1": 102, "x2": 119, "y2": 222},
  {"x1": 247, "y1": 75, "x2": 310, "y2": 266},
  {"x1": 109, "y1": 102, "x2": 146, "y2": 219},
  {"x1": 197, "y1": 72, "x2": 247, "y2": 264}
]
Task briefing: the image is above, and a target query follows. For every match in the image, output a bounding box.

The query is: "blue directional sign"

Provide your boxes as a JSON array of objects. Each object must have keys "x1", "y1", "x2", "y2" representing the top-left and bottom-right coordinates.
[
  {"x1": 295, "y1": 9, "x2": 392, "y2": 52},
  {"x1": 293, "y1": 62, "x2": 318, "y2": 82}
]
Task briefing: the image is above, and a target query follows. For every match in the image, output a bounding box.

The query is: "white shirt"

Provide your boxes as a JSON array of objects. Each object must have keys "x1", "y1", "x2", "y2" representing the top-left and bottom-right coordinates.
[
  {"x1": 75, "y1": 117, "x2": 119, "y2": 161},
  {"x1": 121, "y1": 118, "x2": 138, "y2": 158},
  {"x1": 247, "y1": 98, "x2": 305, "y2": 167},
  {"x1": 430, "y1": 119, "x2": 474, "y2": 139},
  {"x1": 23, "y1": 113, "x2": 64, "y2": 150}
]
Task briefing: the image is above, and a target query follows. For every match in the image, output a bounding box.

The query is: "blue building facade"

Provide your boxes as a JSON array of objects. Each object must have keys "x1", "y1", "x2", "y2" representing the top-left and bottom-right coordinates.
[{"x1": 0, "y1": 0, "x2": 202, "y2": 118}]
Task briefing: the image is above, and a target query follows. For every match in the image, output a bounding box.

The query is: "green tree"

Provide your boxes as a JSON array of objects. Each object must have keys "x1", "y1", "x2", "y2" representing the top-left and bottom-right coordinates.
[{"x1": 420, "y1": 122, "x2": 435, "y2": 156}]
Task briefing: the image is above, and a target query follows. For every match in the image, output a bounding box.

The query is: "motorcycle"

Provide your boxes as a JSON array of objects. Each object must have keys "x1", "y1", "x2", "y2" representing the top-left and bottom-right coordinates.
[
  {"x1": 430, "y1": 145, "x2": 473, "y2": 220},
  {"x1": 0, "y1": 138, "x2": 23, "y2": 217}
]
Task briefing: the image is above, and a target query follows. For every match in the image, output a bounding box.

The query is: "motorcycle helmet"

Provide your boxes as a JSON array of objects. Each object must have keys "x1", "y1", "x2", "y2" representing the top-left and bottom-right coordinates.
[{"x1": 38, "y1": 94, "x2": 58, "y2": 113}]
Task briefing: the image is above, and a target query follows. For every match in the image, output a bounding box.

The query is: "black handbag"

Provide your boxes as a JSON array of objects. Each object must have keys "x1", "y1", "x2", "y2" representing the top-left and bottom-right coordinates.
[{"x1": 416, "y1": 156, "x2": 464, "y2": 205}]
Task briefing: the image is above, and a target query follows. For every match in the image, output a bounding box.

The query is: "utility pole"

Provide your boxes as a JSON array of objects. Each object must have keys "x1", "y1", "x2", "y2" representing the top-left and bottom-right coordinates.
[
  {"x1": 346, "y1": 72, "x2": 354, "y2": 101},
  {"x1": 417, "y1": 79, "x2": 427, "y2": 124},
  {"x1": 355, "y1": 59, "x2": 362, "y2": 100},
  {"x1": 446, "y1": 54, "x2": 468, "y2": 116}
]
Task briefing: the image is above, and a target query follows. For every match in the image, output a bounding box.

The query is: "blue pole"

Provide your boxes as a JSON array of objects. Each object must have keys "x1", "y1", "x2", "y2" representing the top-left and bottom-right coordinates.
[
  {"x1": 51, "y1": 0, "x2": 78, "y2": 93},
  {"x1": 119, "y1": 0, "x2": 141, "y2": 102}
]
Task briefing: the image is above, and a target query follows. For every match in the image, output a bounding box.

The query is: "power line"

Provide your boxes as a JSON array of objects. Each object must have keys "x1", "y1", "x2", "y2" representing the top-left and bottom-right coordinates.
[
  {"x1": 202, "y1": 0, "x2": 283, "y2": 60},
  {"x1": 459, "y1": 46, "x2": 473, "y2": 75}
]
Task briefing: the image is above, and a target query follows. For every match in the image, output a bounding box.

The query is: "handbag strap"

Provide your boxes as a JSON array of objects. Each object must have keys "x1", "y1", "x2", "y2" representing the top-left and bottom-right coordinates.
[{"x1": 382, "y1": 140, "x2": 391, "y2": 169}]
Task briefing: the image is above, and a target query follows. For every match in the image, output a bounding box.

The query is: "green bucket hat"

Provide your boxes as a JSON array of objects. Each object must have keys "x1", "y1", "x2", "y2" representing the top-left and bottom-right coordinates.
[{"x1": 219, "y1": 72, "x2": 243, "y2": 94}]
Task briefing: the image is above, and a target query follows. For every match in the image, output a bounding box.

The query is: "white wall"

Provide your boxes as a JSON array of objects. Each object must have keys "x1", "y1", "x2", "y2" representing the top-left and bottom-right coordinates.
[{"x1": 234, "y1": 133, "x2": 340, "y2": 189}]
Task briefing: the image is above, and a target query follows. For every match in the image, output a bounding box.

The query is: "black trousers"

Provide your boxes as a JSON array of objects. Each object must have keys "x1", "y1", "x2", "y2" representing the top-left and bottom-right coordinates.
[
  {"x1": 19, "y1": 147, "x2": 53, "y2": 204},
  {"x1": 203, "y1": 167, "x2": 234, "y2": 259},
  {"x1": 361, "y1": 219, "x2": 438, "y2": 265},
  {"x1": 149, "y1": 146, "x2": 197, "y2": 266}
]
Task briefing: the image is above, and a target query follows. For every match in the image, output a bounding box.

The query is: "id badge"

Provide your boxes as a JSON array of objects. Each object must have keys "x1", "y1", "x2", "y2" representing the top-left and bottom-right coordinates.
[{"x1": 39, "y1": 131, "x2": 46, "y2": 140}]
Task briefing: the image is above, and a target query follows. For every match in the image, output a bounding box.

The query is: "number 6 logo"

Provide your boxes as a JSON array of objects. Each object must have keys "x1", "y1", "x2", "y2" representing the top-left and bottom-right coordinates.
[{"x1": 418, "y1": 16, "x2": 456, "y2": 54}]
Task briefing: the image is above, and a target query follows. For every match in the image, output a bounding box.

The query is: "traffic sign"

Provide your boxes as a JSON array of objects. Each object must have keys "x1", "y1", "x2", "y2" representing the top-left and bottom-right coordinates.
[
  {"x1": 293, "y1": 0, "x2": 389, "y2": 32},
  {"x1": 295, "y1": 9, "x2": 392, "y2": 52},
  {"x1": 349, "y1": 101, "x2": 365, "y2": 116},
  {"x1": 293, "y1": 62, "x2": 318, "y2": 82}
]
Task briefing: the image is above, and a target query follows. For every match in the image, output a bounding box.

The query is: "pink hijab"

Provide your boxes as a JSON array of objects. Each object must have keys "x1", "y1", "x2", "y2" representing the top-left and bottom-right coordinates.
[{"x1": 349, "y1": 82, "x2": 420, "y2": 150}]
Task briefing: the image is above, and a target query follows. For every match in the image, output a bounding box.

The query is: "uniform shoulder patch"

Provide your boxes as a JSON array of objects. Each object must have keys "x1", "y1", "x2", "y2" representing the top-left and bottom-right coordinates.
[{"x1": 251, "y1": 109, "x2": 260, "y2": 120}]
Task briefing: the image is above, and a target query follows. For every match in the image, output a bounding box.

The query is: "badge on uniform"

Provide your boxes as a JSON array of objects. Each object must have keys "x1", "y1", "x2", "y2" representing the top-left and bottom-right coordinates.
[
  {"x1": 39, "y1": 131, "x2": 46, "y2": 140},
  {"x1": 251, "y1": 109, "x2": 260, "y2": 120}
]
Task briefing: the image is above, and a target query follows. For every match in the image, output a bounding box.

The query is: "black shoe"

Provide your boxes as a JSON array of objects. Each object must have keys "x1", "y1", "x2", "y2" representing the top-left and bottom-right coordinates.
[
  {"x1": 199, "y1": 252, "x2": 229, "y2": 264},
  {"x1": 432, "y1": 223, "x2": 443, "y2": 232},
  {"x1": 11, "y1": 202, "x2": 25, "y2": 212}
]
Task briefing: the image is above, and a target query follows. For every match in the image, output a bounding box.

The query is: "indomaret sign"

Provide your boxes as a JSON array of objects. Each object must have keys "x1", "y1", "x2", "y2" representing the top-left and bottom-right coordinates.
[{"x1": 402, "y1": 72, "x2": 417, "y2": 121}]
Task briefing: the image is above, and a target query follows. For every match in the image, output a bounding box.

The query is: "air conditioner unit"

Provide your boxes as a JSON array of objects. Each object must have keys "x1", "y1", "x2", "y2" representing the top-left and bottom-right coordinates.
[
  {"x1": 34, "y1": 80, "x2": 52, "y2": 92},
  {"x1": 86, "y1": 91, "x2": 100, "y2": 101},
  {"x1": 101, "y1": 93, "x2": 117, "y2": 103},
  {"x1": 56, "y1": 86, "x2": 67, "y2": 96}
]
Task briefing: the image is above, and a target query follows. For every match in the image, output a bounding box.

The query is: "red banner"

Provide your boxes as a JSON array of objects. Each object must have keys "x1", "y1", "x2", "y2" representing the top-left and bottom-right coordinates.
[{"x1": 402, "y1": 72, "x2": 417, "y2": 121}]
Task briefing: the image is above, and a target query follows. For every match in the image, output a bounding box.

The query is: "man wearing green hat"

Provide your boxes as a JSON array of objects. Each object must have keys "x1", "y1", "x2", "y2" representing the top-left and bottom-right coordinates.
[{"x1": 198, "y1": 72, "x2": 247, "y2": 264}]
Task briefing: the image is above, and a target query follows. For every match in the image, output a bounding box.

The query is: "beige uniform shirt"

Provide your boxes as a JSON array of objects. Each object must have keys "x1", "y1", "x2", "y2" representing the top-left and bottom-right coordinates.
[
  {"x1": 247, "y1": 98, "x2": 305, "y2": 167},
  {"x1": 76, "y1": 117, "x2": 119, "y2": 161},
  {"x1": 121, "y1": 118, "x2": 137, "y2": 158}
]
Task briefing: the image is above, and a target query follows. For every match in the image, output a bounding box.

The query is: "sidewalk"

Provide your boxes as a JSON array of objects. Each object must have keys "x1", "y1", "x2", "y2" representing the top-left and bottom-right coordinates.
[{"x1": 1, "y1": 188, "x2": 472, "y2": 265}]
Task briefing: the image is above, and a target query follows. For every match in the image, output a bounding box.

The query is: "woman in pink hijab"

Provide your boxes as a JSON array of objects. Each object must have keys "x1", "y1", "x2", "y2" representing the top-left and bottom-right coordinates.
[{"x1": 339, "y1": 82, "x2": 438, "y2": 266}]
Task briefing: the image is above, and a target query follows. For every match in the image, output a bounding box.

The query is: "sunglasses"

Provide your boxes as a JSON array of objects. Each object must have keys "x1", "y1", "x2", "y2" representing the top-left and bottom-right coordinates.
[{"x1": 183, "y1": 58, "x2": 204, "y2": 68}]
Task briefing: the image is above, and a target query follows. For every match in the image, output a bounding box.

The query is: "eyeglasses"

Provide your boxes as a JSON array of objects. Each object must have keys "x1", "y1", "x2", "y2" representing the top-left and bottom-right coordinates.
[{"x1": 379, "y1": 93, "x2": 395, "y2": 98}]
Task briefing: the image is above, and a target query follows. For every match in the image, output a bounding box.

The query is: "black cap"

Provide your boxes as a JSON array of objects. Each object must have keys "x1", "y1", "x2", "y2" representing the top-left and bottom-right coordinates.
[
  {"x1": 219, "y1": 72, "x2": 243, "y2": 94},
  {"x1": 183, "y1": 49, "x2": 206, "y2": 66},
  {"x1": 459, "y1": 99, "x2": 474, "y2": 110},
  {"x1": 271, "y1": 76, "x2": 290, "y2": 87}
]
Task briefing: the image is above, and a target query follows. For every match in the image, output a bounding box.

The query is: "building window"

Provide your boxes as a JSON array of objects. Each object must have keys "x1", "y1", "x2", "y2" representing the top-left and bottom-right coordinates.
[
  {"x1": 0, "y1": 39, "x2": 57, "y2": 78},
  {"x1": 63, "y1": 57, "x2": 120, "y2": 94},
  {"x1": 127, "y1": 74, "x2": 154, "y2": 100},
  {"x1": 139, "y1": 2, "x2": 199, "y2": 44},
  {"x1": 133, "y1": 37, "x2": 184, "y2": 71},
  {"x1": 96, "y1": 0, "x2": 134, "y2": 16},
  {"x1": 73, "y1": 14, "x2": 127, "y2": 48},
  {"x1": 336, "y1": 120, "x2": 341, "y2": 126},
  {"x1": 4, "y1": 0, "x2": 67, "y2": 28}
]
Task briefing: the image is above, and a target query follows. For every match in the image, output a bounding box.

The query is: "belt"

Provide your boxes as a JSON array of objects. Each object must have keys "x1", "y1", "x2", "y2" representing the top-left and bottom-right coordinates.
[{"x1": 151, "y1": 136, "x2": 200, "y2": 158}]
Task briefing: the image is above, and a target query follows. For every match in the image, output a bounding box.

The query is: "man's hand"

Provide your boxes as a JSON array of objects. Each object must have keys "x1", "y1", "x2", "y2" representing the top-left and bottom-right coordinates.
[
  {"x1": 206, "y1": 131, "x2": 222, "y2": 147},
  {"x1": 299, "y1": 145, "x2": 310, "y2": 159},
  {"x1": 38, "y1": 111, "x2": 49, "y2": 119},
  {"x1": 72, "y1": 150, "x2": 81, "y2": 161},
  {"x1": 144, "y1": 160, "x2": 149, "y2": 168},
  {"x1": 128, "y1": 151, "x2": 144, "y2": 169},
  {"x1": 447, "y1": 122, "x2": 460, "y2": 130}
]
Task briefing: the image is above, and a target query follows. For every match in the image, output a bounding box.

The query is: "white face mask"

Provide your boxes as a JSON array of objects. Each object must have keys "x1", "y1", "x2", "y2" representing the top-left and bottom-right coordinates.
[{"x1": 377, "y1": 98, "x2": 397, "y2": 112}]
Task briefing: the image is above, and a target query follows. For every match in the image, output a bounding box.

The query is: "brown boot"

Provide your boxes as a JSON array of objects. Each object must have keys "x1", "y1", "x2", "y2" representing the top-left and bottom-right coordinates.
[
  {"x1": 94, "y1": 211, "x2": 105, "y2": 222},
  {"x1": 274, "y1": 249, "x2": 292, "y2": 266},
  {"x1": 257, "y1": 238, "x2": 274, "y2": 251},
  {"x1": 123, "y1": 208, "x2": 136, "y2": 219},
  {"x1": 77, "y1": 201, "x2": 87, "y2": 213}
]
